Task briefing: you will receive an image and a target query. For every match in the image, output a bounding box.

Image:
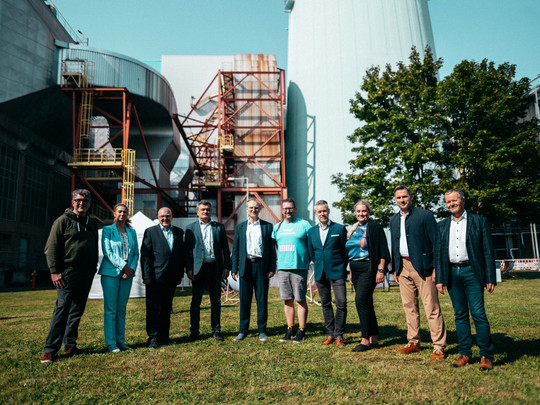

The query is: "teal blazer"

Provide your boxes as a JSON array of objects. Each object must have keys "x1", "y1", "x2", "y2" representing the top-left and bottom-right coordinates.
[{"x1": 98, "y1": 224, "x2": 139, "y2": 277}]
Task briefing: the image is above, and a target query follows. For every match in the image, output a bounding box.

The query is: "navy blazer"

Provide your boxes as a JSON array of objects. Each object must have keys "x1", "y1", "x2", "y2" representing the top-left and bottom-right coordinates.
[
  {"x1": 98, "y1": 224, "x2": 139, "y2": 277},
  {"x1": 231, "y1": 219, "x2": 276, "y2": 277},
  {"x1": 185, "y1": 220, "x2": 231, "y2": 275},
  {"x1": 435, "y1": 212, "x2": 497, "y2": 287},
  {"x1": 389, "y1": 206, "x2": 437, "y2": 277},
  {"x1": 307, "y1": 221, "x2": 348, "y2": 281},
  {"x1": 140, "y1": 225, "x2": 185, "y2": 282}
]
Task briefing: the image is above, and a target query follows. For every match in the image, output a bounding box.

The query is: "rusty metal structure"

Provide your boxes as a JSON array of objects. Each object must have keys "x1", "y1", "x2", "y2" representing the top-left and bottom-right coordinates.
[{"x1": 173, "y1": 54, "x2": 287, "y2": 237}]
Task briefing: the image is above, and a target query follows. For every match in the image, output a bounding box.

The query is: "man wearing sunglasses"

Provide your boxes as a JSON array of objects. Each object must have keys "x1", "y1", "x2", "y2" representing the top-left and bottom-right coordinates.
[{"x1": 41, "y1": 189, "x2": 99, "y2": 363}]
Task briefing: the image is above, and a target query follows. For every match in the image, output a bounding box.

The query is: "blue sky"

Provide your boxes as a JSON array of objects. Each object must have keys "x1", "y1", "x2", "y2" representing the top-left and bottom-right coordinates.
[{"x1": 52, "y1": 0, "x2": 539, "y2": 82}]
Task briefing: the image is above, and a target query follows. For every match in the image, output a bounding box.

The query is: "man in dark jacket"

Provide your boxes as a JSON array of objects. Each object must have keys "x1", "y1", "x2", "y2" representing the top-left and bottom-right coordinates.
[
  {"x1": 141, "y1": 207, "x2": 185, "y2": 348},
  {"x1": 389, "y1": 185, "x2": 447, "y2": 360},
  {"x1": 307, "y1": 200, "x2": 348, "y2": 346},
  {"x1": 41, "y1": 189, "x2": 98, "y2": 363},
  {"x1": 435, "y1": 189, "x2": 496, "y2": 371}
]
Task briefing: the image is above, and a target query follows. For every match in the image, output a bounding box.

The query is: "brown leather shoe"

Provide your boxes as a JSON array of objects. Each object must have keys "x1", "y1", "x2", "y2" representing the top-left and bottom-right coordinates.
[
  {"x1": 452, "y1": 355, "x2": 471, "y2": 368},
  {"x1": 320, "y1": 336, "x2": 334, "y2": 346},
  {"x1": 431, "y1": 348, "x2": 446, "y2": 360},
  {"x1": 479, "y1": 356, "x2": 493, "y2": 371},
  {"x1": 335, "y1": 336, "x2": 345, "y2": 347},
  {"x1": 397, "y1": 343, "x2": 421, "y2": 354}
]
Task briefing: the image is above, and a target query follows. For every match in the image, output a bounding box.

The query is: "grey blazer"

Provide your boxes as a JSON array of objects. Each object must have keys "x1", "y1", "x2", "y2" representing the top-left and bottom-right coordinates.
[{"x1": 185, "y1": 220, "x2": 231, "y2": 275}]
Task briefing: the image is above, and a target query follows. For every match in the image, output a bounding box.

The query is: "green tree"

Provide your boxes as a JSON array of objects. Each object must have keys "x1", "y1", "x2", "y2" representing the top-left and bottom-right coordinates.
[
  {"x1": 438, "y1": 60, "x2": 540, "y2": 225},
  {"x1": 333, "y1": 48, "x2": 540, "y2": 227},
  {"x1": 332, "y1": 47, "x2": 450, "y2": 226}
]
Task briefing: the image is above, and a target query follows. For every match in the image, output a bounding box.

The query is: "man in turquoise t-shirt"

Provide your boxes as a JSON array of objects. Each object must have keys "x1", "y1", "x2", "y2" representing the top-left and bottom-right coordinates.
[{"x1": 272, "y1": 198, "x2": 312, "y2": 343}]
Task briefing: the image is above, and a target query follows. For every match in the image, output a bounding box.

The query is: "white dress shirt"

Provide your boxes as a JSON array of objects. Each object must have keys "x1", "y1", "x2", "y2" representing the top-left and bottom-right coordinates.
[
  {"x1": 319, "y1": 220, "x2": 331, "y2": 246},
  {"x1": 246, "y1": 219, "x2": 263, "y2": 259},
  {"x1": 200, "y1": 221, "x2": 215, "y2": 262},
  {"x1": 449, "y1": 211, "x2": 469, "y2": 263},
  {"x1": 399, "y1": 212, "x2": 410, "y2": 257}
]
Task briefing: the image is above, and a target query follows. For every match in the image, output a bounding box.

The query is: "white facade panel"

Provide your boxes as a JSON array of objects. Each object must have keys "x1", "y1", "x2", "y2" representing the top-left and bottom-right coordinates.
[{"x1": 286, "y1": 0, "x2": 436, "y2": 222}]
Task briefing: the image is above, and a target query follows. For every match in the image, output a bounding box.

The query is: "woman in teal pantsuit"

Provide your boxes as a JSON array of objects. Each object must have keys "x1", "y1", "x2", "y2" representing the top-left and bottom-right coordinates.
[{"x1": 98, "y1": 203, "x2": 139, "y2": 352}]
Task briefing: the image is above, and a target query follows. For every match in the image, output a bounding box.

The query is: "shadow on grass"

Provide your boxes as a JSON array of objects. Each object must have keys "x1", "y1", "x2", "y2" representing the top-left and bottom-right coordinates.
[{"x1": 492, "y1": 332, "x2": 540, "y2": 366}]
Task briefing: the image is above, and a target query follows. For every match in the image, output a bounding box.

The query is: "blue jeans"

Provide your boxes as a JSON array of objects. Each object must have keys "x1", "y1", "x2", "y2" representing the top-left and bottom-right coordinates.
[
  {"x1": 448, "y1": 265, "x2": 493, "y2": 359},
  {"x1": 101, "y1": 274, "x2": 133, "y2": 346}
]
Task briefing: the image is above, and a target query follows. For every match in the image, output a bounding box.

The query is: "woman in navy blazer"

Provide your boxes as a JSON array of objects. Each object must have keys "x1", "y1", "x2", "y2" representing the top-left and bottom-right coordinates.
[
  {"x1": 98, "y1": 203, "x2": 139, "y2": 352},
  {"x1": 346, "y1": 200, "x2": 390, "y2": 352}
]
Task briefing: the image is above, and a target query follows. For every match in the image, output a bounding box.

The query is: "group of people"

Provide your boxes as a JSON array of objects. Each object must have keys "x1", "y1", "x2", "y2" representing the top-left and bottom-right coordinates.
[{"x1": 40, "y1": 185, "x2": 497, "y2": 371}]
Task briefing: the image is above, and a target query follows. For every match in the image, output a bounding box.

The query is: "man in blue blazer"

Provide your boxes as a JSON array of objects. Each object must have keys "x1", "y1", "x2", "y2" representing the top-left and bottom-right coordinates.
[
  {"x1": 389, "y1": 185, "x2": 447, "y2": 360},
  {"x1": 435, "y1": 189, "x2": 496, "y2": 371},
  {"x1": 141, "y1": 207, "x2": 185, "y2": 348},
  {"x1": 185, "y1": 200, "x2": 231, "y2": 341},
  {"x1": 231, "y1": 198, "x2": 276, "y2": 341},
  {"x1": 307, "y1": 200, "x2": 348, "y2": 346}
]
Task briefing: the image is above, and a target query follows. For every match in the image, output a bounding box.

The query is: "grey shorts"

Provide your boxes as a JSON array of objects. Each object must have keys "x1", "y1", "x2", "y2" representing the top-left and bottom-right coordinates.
[{"x1": 278, "y1": 269, "x2": 307, "y2": 302}]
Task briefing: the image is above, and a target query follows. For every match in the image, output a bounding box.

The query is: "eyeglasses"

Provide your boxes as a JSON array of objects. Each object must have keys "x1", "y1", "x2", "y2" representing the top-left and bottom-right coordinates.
[{"x1": 73, "y1": 199, "x2": 90, "y2": 204}]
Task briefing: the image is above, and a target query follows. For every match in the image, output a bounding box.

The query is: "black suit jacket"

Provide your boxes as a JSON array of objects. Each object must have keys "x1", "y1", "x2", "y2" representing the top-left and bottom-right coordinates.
[
  {"x1": 140, "y1": 225, "x2": 185, "y2": 282},
  {"x1": 435, "y1": 212, "x2": 497, "y2": 287},
  {"x1": 389, "y1": 206, "x2": 437, "y2": 277},
  {"x1": 231, "y1": 219, "x2": 276, "y2": 277},
  {"x1": 307, "y1": 222, "x2": 348, "y2": 281},
  {"x1": 185, "y1": 220, "x2": 231, "y2": 275}
]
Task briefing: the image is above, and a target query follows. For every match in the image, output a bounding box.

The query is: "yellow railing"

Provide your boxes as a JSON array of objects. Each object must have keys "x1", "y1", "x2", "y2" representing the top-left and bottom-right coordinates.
[
  {"x1": 122, "y1": 149, "x2": 135, "y2": 216},
  {"x1": 72, "y1": 148, "x2": 124, "y2": 165}
]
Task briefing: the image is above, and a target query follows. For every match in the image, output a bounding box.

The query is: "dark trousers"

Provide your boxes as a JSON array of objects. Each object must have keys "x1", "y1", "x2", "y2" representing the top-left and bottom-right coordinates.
[
  {"x1": 190, "y1": 262, "x2": 222, "y2": 335},
  {"x1": 145, "y1": 279, "x2": 177, "y2": 343},
  {"x1": 350, "y1": 260, "x2": 379, "y2": 339},
  {"x1": 239, "y1": 260, "x2": 269, "y2": 334},
  {"x1": 448, "y1": 265, "x2": 493, "y2": 359},
  {"x1": 43, "y1": 267, "x2": 95, "y2": 354},
  {"x1": 315, "y1": 273, "x2": 347, "y2": 338}
]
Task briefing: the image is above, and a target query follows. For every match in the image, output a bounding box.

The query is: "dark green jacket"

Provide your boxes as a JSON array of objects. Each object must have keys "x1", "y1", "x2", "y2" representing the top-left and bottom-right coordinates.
[{"x1": 44, "y1": 209, "x2": 99, "y2": 274}]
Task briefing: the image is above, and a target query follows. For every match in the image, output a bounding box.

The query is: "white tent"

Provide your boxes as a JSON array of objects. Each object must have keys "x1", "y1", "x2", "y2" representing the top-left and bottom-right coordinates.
[{"x1": 89, "y1": 211, "x2": 156, "y2": 299}]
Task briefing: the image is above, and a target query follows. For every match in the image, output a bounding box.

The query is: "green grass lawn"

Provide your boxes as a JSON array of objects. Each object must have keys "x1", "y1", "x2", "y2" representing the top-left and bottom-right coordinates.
[{"x1": 1, "y1": 272, "x2": 539, "y2": 404}]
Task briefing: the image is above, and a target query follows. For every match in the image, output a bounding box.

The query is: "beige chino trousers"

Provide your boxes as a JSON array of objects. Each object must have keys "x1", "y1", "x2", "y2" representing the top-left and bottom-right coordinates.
[{"x1": 399, "y1": 258, "x2": 446, "y2": 351}]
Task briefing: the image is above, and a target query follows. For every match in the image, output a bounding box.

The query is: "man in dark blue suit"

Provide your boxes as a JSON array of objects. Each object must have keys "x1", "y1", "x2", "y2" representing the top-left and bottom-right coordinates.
[
  {"x1": 435, "y1": 189, "x2": 496, "y2": 371},
  {"x1": 231, "y1": 198, "x2": 276, "y2": 341},
  {"x1": 185, "y1": 200, "x2": 231, "y2": 341},
  {"x1": 141, "y1": 207, "x2": 186, "y2": 348},
  {"x1": 389, "y1": 185, "x2": 447, "y2": 360},
  {"x1": 307, "y1": 200, "x2": 348, "y2": 346}
]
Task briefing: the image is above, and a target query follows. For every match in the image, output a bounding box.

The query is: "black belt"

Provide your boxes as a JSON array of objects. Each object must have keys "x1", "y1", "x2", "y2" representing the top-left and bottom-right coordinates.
[
  {"x1": 451, "y1": 261, "x2": 470, "y2": 268},
  {"x1": 247, "y1": 257, "x2": 261, "y2": 263}
]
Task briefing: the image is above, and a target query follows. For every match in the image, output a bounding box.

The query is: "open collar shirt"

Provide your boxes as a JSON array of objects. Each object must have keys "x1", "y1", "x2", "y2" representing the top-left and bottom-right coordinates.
[
  {"x1": 449, "y1": 210, "x2": 469, "y2": 263},
  {"x1": 200, "y1": 220, "x2": 215, "y2": 262},
  {"x1": 160, "y1": 224, "x2": 174, "y2": 252},
  {"x1": 319, "y1": 220, "x2": 332, "y2": 246},
  {"x1": 246, "y1": 219, "x2": 263, "y2": 259},
  {"x1": 399, "y1": 211, "x2": 410, "y2": 257}
]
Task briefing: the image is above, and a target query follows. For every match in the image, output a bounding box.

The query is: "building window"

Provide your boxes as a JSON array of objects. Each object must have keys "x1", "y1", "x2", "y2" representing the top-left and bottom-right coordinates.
[
  {"x1": 0, "y1": 144, "x2": 20, "y2": 220},
  {"x1": 21, "y1": 158, "x2": 48, "y2": 226}
]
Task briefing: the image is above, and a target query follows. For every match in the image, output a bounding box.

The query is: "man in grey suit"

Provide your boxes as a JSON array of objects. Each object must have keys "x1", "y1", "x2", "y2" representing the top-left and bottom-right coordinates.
[
  {"x1": 185, "y1": 200, "x2": 231, "y2": 341},
  {"x1": 307, "y1": 200, "x2": 348, "y2": 346},
  {"x1": 389, "y1": 185, "x2": 447, "y2": 360},
  {"x1": 435, "y1": 189, "x2": 496, "y2": 371},
  {"x1": 231, "y1": 198, "x2": 276, "y2": 341},
  {"x1": 141, "y1": 207, "x2": 185, "y2": 348}
]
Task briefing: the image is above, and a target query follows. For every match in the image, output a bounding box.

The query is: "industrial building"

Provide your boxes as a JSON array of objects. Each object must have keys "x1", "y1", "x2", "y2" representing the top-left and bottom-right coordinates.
[{"x1": 0, "y1": 0, "x2": 537, "y2": 285}]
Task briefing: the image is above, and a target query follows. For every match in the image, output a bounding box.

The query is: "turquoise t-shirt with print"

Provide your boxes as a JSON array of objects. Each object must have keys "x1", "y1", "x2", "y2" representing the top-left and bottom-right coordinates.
[{"x1": 272, "y1": 218, "x2": 312, "y2": 270}]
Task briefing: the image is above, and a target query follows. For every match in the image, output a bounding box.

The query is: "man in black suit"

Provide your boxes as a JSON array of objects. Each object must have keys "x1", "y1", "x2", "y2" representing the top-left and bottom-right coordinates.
[
  {"x1": 141, "y1": 207, "x2": 185, "y2": 348},
  {"x1": 307, "y1": 200, "x2": 348, "y2": 346},
  {"x1": 185, "y1": 200, "x2": 231, "y2": 341},
  {"x1": 435, "y1": 189, "x2": 496, "y2": 371},
  {"x1": 389, "y1": 185, "x2": 447, "y2": 360},
  {"x1": 231, "y1": 198, "x2": 276, "y2": 341}
]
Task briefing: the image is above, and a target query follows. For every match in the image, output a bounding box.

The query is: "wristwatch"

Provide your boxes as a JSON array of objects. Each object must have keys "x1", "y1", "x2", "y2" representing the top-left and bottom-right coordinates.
[{"x1": 377, "y1": 268, "x2": 385, "y2": 274}]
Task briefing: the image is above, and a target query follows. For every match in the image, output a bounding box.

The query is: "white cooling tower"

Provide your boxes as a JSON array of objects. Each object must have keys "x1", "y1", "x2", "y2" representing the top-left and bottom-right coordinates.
[{"x1": 285, "y1": 0, "x2": 436, "y2": 222}]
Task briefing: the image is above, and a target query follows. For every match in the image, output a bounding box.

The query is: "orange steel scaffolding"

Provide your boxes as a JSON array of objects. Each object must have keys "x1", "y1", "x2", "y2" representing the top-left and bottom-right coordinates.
[
  {"x1": 173, "y1": 69, "x2": 287, "y2": 235},
  {"x1": 62, "y1": 86, "x2": 182, "y2": 220}
]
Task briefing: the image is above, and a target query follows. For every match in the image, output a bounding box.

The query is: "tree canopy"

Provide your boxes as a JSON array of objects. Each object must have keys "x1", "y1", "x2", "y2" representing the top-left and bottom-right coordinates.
[{"x1": 332, "y1": 47, "x2": 540, "y2": 226}]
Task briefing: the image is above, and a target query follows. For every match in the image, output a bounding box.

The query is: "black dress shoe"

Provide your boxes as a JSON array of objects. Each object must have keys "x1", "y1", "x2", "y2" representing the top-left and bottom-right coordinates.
[
  {"x1": 148, "y1": 339, "x2": 159, "y2": 349},
  {"x1": 213, "y1": 331, "x2": 225, "y2": 341},
  {"x1": 370, "y1": 343, "x2": 380, "y2": 349},
  {"x1": 352, "y1": 343, "x2": 371, "y2": 352}
]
